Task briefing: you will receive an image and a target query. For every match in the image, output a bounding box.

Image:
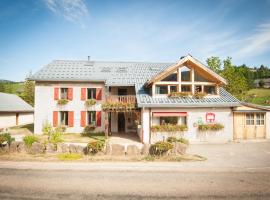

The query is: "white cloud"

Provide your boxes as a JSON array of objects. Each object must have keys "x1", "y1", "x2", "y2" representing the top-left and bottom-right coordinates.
[
  {"x1": 44, "y1": 0, "x2": 89, "y2": 27},
  {"x1": 235, "y1": 22, "x2": 270, "y2": 58}
]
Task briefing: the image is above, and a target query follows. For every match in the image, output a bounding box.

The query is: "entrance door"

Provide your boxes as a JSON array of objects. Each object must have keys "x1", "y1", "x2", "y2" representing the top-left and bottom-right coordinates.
[
  {"x1": 118, "y1": 88, "x2": 127, "y2": 96},
  {"x1": 233, "y1": 113, "x2": 245, "y2": 139},
  {"x1": 118, "y1": 113, "x2": 125, "y2": 132}
]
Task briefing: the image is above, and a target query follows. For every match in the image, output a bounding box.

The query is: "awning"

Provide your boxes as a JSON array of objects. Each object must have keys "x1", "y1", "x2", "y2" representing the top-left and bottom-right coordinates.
[{"x1": 152, "y1": 112, "x2": 188, "y2": 117}]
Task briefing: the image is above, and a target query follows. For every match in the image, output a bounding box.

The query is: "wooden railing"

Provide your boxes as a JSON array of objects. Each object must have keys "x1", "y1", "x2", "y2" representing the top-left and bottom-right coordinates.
[{"x1": 107, "y1": 95, "x2": 136, "y2": 103}]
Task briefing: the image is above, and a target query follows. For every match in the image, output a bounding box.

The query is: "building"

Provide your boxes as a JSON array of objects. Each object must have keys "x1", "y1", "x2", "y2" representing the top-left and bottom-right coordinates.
[
  {"x1": 0, "y1": 92, "x2": 34, "y2": 129},
  {"x1": 30, "y1": 55, "x2": 270, "y2": 143},
  {"x1": 254, "y1": 78, "x2": 270, "y2": 88}
]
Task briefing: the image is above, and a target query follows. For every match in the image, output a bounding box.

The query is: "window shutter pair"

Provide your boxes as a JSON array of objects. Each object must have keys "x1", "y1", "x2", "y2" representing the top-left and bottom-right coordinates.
[
  {"x1": 54, "y1": 88, "x2": 73, "y2": 100},
  {"x1": 52, "y1": 111, "x2": 74, "y2": 127},
  {"x1": 80, "y1": 111, "x2": 102, "y2": 127},
  {"x1": 80, "y1": 88, "x2": 102, "y2": 100}
]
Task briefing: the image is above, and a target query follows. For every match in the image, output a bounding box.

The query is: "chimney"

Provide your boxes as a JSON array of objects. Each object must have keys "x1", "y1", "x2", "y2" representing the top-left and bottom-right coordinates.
[{"x1": 88, "y1": 56, "x2": 91, "y2": 61}]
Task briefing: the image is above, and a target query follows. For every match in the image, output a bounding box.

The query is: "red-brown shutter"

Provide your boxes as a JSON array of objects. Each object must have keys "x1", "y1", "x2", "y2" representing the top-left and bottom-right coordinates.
[
  {"x1": 67, "y1": 88, "x2": 73, "y2": 100},
  {"x1": 53, "y1": 111, "x2": 58, "y2": 127},
  {"x1": 96, "y1": 111, "x2": 101, "y2": 127},
  {"x1": 96, "y1": 88, "x2": 102, "y2": 100},
  {"x1": 81, "y1": 88, "x2": 86, "y2": 100},
  {"x1": 81, "y1": 111, "x2": 86, "y2": 127},
  {"x1": 68, "y1": 111, "x2": 74, "y2": 127},
  {"x1": 54, "y1": 88, "x2": 59, "y2": 100}
]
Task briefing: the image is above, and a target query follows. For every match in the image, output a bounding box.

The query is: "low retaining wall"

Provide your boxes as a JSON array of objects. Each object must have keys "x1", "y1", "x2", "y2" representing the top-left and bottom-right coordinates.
[{"x1": 0, "y1": 141, "x2": 188, "y2": 156}]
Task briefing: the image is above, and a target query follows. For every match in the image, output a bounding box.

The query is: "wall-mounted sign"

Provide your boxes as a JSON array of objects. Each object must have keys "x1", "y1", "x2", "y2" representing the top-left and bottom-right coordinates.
[{"x1": 206, "y1": 112, "x2": 215, "y2": 123}]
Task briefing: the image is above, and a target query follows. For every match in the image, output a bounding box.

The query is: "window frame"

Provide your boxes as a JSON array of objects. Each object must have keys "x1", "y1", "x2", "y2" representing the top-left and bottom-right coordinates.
[
  {"x1": 60, "y1": 88, "x2": 68, "y2": 99},
  {"x1": 60, "y1": 111, "x2": 69, "y2": 126},
  {"x1": 181, "y1": 85, "x2": 192, "y2": 92},
  {"x1": 87, "y1": 111, "x2": 96, "y2": 126},
  {"x1": 246, "y1": 113, "x2": 255, "y2": 125},
  {"x1": 159, "y1": 116, "x2": 187, "y2": 125},
  {"x1": 256, "y1": 113, "x2": 265, "y2": 125},
  {"x1": 155, "y1": 85, "x2": 168, "y2": 95},
  {"x1": 181, "y1": 66, "x2": 191, "y2": 82},
  {"x1": 87, "y1": 88, "x2": 97, "y2": 100},
  {"x1": 204, "y1": 85, "x2": 217, "y2": 95}
]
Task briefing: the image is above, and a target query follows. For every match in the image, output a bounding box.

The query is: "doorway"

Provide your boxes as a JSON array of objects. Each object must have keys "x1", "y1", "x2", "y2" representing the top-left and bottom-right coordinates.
[
  {"x1": 118, "y1": 88, "x2": 127, "y2": 96},
  {"x1": 16, "y1": 113, "x2": 19, "y2": 126},
  {"x1": 118, "y1": 113, "x2": 125, "y2": 132}
]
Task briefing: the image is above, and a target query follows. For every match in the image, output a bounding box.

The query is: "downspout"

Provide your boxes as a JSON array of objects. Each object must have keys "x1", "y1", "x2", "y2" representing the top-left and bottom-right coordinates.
[{"x1": 149, "y1": 108, "x2": 152, "y2": 144}]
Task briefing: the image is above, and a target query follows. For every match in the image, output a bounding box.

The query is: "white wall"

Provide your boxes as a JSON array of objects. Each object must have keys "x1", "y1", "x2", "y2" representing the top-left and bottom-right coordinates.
[
  {"x1": 149, "y1": 107, "x2": 233, "y2": 143},
  {"x1": 0, "y1": 113, "x2": 16, "y2": 128},
  {"x1": 18, "y1": 113, "x2": 34, "y2": 125},
  {"x1": 266, "y1": 112, "x2": 270, "y2": 139},
  {"x1": 141, "y1": 108, "x2": 150, "y2": 144},
  {"x1": 0, "y1": 112, "x2": 34, "y2": 129},
  {"x1": 34, "y1": 82, "x2": 106, "y2": 134}
]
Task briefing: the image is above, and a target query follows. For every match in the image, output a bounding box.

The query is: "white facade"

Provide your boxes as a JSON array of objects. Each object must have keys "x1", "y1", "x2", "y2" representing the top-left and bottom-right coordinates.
[
  {"x1": 34, "y1": 82, "x2": 106, "y2": 134},
  {"x1": 0, "y1": 112, "x2": 34, "y2": 129}
]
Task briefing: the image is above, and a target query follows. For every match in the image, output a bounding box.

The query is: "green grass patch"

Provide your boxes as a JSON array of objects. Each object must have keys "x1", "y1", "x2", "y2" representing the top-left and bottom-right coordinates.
[
  {"x1": 57, "y1": 153, "x2": 82, "y2": 161},
  {"x1": 246, "y1": 89, "x2": 270, "y2": 105}
]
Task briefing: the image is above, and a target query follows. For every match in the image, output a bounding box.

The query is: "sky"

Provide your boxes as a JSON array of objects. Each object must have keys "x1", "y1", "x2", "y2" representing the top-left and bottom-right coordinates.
[{"x1": 0, "y1": 0, "x2": 270, "y2": 81}]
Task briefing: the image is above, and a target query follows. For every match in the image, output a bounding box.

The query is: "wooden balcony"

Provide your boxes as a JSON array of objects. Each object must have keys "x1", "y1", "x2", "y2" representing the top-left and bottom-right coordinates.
[
  {"x1": 106, "y1": 95, "x2": 136, "y2": 103},
  {"x1": 102, "y1": 95, "x2": 137, "y2": 112}
]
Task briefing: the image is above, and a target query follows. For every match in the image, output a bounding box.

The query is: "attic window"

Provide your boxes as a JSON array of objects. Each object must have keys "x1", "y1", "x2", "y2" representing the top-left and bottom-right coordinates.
[
  {"x1": 181, "y1": 66, "x2": 191, "y2": 82},
  {"x1": 161, "y1": 73, "x2": 177, "y2": 82}
]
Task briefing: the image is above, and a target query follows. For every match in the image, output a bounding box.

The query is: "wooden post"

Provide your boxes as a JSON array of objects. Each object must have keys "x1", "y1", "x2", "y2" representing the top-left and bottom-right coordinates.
[{"x1": 105, "y1": 111, "x2": 109, "y2": 139}]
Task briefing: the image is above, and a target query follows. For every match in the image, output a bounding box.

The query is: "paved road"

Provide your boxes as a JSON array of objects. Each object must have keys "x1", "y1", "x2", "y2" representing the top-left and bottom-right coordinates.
[{"x1": 0, "y1": 142, "x2": 270, "y2": 199}]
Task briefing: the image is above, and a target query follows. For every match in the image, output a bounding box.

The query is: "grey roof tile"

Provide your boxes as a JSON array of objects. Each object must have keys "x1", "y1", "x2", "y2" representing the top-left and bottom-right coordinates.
[
  {"x1": 31, "y1": 60, "x2": 240, "y2": 108},
  {"x1": 0, "y1": 93, "x2": 33, "y2": 112}
]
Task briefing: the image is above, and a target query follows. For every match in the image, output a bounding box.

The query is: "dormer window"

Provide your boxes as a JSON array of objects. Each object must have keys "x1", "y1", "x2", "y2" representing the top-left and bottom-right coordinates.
[
  {"x1": 161, "y1": 72, "x2": 177, "y2": 82},
  {"x1": 156, "y1": 85, "x2": 168, "y2": 94},
  {"x1": 181, "y1": 66, "x2": 191, "y2": 82},
  {"x1": 205, "y1": 85, "x2": 216, "y2": 95}
]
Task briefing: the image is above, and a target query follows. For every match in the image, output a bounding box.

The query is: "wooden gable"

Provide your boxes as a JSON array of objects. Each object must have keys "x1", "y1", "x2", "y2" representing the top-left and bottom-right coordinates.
[{"x1": 146, "y1": 55, "x2": 227, "y2": 86}]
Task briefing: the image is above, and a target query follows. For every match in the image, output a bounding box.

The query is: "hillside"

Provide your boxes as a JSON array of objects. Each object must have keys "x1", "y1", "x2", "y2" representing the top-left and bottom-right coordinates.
[{"x1": 245, "y1": 89, "x2": 270, "y2": 106}]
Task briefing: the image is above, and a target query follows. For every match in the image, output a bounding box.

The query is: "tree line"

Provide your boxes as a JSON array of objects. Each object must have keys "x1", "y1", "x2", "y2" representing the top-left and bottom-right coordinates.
[{"x1": 206, "y1": 56, "x2": 270, "y2": 100}]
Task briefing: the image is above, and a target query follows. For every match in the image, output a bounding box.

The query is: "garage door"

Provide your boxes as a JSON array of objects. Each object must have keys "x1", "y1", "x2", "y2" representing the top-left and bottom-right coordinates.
[{"x1": 233, "y1": 113, "x2": 266, "y2": 139}]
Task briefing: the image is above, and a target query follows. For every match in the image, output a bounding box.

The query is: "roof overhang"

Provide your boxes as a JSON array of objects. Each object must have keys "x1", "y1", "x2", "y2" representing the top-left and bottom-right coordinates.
[
  {"x1": 145, "y1": 55, "x2": 227, "y2": 87},
  {"x1": 137, "y1": 102, "x2": 240, "y2": 108},
  {"x1": 239, "y1": 102, "x2": 270, "y2": 111}
]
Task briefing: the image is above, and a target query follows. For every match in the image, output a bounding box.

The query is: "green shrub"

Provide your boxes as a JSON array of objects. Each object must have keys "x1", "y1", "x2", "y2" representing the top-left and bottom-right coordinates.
[
  {"x1": 177, "y1": 138, "x2": 189, "y2": 145},
  {"x1": 42, "y1": 121, "x2": 53, "y2": 135},
  {"x1": 149, "y1": 141, "x2": 173, "y2": 156},
  {"x1": 151, "y1": 124, "x2": 188, "y2": 132},
  {"x1": 58, "y1": 153, "x2": 82, "y2": 161},
  {"x1": 198, "y1": 123, "x2": 224, "y2": 131},
  {"x1": 102, "y1": 102, "x2": 135, "y2": 111},
  {"x1": 81, "y1": 125, "x2": 96, "y2": 136},
  {"x1": 0, "y1": 132, "x2": 15, "y2": 145},
  {"x1": 87, "y1": 140, "x2": 105, "y2": 154},
  {"x1": 57, "y1": 99, "x2": 69, "y2": 105},
  {"x1": 50, "y1": 132, "x2": 64, "y2": 145},
  {"x1": 167, "y1": 137, "x2": 177, "y2": 143},
  {"x1": 85, "y1": 99, "x2": 96, "y2": 107},
  {"x1": 23, "y1": 135, "x2": 38, "y2": 148}
]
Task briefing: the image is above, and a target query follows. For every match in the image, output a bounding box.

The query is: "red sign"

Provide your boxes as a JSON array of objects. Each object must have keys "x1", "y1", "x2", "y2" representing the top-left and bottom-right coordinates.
[{"x1": 206, "y1": 113, "x2": 215, "y2": 123}]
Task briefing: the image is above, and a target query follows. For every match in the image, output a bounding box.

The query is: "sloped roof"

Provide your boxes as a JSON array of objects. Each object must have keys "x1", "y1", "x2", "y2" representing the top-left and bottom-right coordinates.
[
  {"x1": 30, "y1": 56, "x2": 240, "y2": 108},
  {"x1": 0, "y1": 93, "x2": 33, "y2": 112}
]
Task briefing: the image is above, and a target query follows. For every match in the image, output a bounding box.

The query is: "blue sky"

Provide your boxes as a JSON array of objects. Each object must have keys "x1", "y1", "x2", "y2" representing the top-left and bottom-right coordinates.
[{"x1": 0, "y1": 0, "x2": 270, "y2": 81}]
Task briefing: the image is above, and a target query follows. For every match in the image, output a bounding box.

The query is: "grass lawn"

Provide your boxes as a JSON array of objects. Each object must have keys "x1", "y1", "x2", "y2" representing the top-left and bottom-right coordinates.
[{"x1": 246, "y1": 88, "x2": 270, "y2": 106}]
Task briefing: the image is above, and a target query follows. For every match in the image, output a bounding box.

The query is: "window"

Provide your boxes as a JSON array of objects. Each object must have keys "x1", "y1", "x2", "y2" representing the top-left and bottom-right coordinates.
[
  {"x1": 161, "y1": 73, "x2": 177, "y2": 82},
  {"x1": 87, "y1": 88, "x2": 96, "y2": 99},
  {"x1": 60, "y1": 88, "x2": 68, "y2": 99},
  {"x1": 155, "y1": 85, "x2": 168, "y2": 94},
  {"x1": 195, "y1": 85, "x2": 202, "y2": 93},
  {"x1": 181, "y1": 66, "x2": 191, "y2": 82},
  {"x1": 194, "y1": 72, "x2": 210, "y2": 82},
  {"x1": 256, "y1": 113, "x2": 265, "y2": 125},
  {"x1": 169, "y1": 85, "x2": 177, "y2": 93},
  {"x1": 87, "y1": 111, "x2": 96, "y2": 125},
  {"x1": 60, "y1": 111, "x2": 68, "y2": 126},
  {"x1": 246, "y1": 113, "x2": 254, "y2": 125},
  {"x1": 204, "y1": 86, "x2": 216, "y2": 95},
  {"x1": 160, "y1": 117, "x2": 178, "y2": 125},
  {"x1": 159, "y1": 116, "x2": 187, "y2": 125},
  {"x1": 181, "y1": 85, "x2": 191, "y2": 92}
]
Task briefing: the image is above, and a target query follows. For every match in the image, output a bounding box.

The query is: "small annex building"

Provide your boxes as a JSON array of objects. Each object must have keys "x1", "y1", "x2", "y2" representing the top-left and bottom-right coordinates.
[{"x1": 0, "y1": 92, "x2": 34, "y2": 129}]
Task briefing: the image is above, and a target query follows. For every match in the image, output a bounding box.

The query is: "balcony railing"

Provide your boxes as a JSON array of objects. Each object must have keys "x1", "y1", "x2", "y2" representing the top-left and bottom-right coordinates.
[{"x1": 107, "y1": 95, "x2": 136, "y2": 103}]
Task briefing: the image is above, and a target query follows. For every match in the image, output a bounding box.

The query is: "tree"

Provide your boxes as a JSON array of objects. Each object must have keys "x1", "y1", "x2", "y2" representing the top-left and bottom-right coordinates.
[
  {"x1": 258, "y1": 80, "x2": 265, "y2": 88},
  {"x1": 220, "y1": 57, "x2": 249, "y2": 100},
  {"x1": 21, "y1": 79, "x2": 35, "y2": 106},
  {"x1": 206, "y1": 56, "x2": 221, "y2": 73}
]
